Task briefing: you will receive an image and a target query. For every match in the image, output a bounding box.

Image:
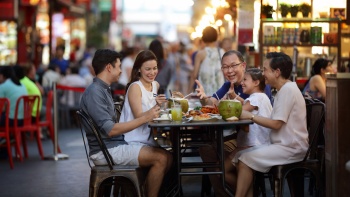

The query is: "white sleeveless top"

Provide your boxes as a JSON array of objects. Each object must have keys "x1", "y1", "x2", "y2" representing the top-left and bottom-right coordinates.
[
  {"x1": 120, "y1": 80, "x2": 158, "y2": 146},
  {"x1": 198, "y1": 47, "x2": 225, "y2": 95}
]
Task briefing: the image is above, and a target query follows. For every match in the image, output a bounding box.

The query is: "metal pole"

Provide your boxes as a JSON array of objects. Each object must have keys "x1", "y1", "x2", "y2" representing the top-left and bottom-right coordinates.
[{"x1": 44, "y1": 82, "x2": 69, "y2": 161}]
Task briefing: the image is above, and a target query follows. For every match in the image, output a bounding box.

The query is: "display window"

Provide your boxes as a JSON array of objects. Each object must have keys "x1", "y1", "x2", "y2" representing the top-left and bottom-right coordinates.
[{"x1": 0, "y1": 21, "x2": 17, "y2": 65}]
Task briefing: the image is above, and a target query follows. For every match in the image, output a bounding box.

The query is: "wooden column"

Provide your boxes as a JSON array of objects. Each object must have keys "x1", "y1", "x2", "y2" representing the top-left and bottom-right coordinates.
[{"x1": 325, "y1": 73, "x2": 350, "y2": 197}]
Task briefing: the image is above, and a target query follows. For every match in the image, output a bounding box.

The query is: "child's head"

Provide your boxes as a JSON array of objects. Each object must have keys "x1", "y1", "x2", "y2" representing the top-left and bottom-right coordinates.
[{"x1": 242, "y1": 68, "x2": 266, "y2": 94}]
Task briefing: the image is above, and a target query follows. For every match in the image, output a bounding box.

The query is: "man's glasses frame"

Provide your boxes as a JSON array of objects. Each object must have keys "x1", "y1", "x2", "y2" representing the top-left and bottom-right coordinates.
[{"x1": 221, "y1": 62, "x2": 244, "y2": 71}]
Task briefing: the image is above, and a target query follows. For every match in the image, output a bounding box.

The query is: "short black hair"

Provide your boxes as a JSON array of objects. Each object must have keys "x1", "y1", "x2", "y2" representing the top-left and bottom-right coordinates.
[
  {"x1": 266, "y1": 52, "x2": 293, "y2": 79},
  {"x1": 91, "y1": 49, "x2": 122, "y2": 75},
  {"x1": 221, "y1": 50, "x2": 245, "y2": 64},
  {"x1": 13, "y1": 65, "x2": 25, "y2": 80}
]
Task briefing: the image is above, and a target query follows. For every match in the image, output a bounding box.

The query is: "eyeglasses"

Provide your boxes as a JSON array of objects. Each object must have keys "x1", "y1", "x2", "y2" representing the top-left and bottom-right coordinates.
[{"x1": 221, "y1": 62, "x2": 243, "y2": 71}]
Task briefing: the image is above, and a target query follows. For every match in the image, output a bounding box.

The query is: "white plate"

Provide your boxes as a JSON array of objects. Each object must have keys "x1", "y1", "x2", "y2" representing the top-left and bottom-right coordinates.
[{"x1": 153, "y1": 117, "x2": 170, "y2": 121}]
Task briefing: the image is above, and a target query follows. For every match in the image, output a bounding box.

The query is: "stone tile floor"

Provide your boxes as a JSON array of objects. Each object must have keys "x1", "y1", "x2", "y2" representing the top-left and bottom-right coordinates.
[{"x1": 0, "y1": 128, "x2": 314, "y2": 197}]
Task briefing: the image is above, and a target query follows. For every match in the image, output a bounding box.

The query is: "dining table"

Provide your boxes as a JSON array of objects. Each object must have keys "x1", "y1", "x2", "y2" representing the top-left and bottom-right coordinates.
[{"x1": 149, "y1": 118, "x2": 253, "y2": 196}]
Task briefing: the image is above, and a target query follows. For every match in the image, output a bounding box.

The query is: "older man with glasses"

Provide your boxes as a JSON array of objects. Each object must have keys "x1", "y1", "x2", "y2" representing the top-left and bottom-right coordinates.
[{"x1": 195, "y1": 50, "x2": 272, "y2": 196}]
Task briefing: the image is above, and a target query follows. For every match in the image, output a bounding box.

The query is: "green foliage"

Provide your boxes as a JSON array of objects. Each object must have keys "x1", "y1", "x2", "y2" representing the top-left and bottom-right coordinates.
[
  {"x1": 280, "y1": 3, "x2": 291, "y2": 17},
  {"x1": 262, "y1": 4, "x2": 274, "y2": 15},
  {"x1": 300, "y1": 3, "x2": 311, "y2": 17},
  {"x1": 290, "y1": 5, "x2": 300, "y2": 17}
]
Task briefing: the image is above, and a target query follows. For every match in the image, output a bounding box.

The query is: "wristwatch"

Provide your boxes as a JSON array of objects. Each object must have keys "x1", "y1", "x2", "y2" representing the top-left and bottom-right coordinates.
[{"x1": 250, "y1": 114, "x2": 255, "y2": 120}]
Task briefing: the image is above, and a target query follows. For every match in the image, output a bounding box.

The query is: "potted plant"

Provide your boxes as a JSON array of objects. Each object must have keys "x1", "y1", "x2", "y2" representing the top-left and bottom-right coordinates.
[
  {"x1": 300, "y1": 3, "x2": 311, "y2": 18},
  {"x1": 290, "y1": 5, "x2": 300, "y2": 17},
  {"x1": 279, "y1": 3, "x2": 291, "y2": 18},
  {"x1": 262, "y1": 4, "x2": 274, "y2": 18}
]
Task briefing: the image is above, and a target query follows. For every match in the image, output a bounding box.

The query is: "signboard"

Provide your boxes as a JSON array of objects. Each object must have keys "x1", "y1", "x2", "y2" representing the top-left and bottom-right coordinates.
[{"x1": 0, "y1": 0, "x2": 16, "y2": 19}]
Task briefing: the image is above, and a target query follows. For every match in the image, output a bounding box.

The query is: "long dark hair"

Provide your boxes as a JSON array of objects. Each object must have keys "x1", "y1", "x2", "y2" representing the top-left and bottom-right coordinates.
[
  {"x1": 304, "y1": 58, "x2": 331, "y2": 87},
  {"x1": 245, "y1": 68, "x2": 266, "y2": 91},
  {"x1": 0, "y1": 66, "x2": 21, "y2": 86},
  {"x1": 125, "y1": 50, "x2": 157, "y2": 92}
]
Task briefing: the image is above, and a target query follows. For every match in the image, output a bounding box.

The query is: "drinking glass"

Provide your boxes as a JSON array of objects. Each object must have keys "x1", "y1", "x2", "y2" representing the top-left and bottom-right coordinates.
[{"x1": 169, "y1": 105, "x2": 182, "y2": 122}]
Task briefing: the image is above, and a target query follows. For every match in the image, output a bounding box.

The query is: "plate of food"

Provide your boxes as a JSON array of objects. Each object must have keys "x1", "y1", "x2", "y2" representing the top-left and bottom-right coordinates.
[
  {"x1": 153, "y1": 114, "x2": 171, "y2": 122},
  {"x1": 191, "y1": 113, "x2": 221, "y2": 122}
]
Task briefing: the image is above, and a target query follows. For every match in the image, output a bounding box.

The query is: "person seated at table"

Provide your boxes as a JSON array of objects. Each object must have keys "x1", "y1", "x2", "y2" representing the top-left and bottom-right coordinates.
[
  {"x1": 120, "y1": 50, "x2": 168, "y2": 147},
  {"x1": 236, "y1": 52, "x2": 308, "y2": 197},
  {"x1": 0, "y1": 66, "x2": 28, "y2": 127},
  {"x1": 302, "y1": 58, "x2": 333, "y2": 102},
  {"x1": 225, "y1": 68, "x2": 272, "y2": 191},
  {"x1": 13, "y1": 64, "x2": 44, "y2": 130},
  {"x1": 80, "y1": 49, "x2": 172, "y2": 197},
  {"x1": 195, "y1": 50, "x2": 272, "y2": 196}
]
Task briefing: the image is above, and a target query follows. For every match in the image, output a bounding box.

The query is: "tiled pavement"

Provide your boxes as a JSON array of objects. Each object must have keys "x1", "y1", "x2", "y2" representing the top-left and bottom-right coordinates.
[{"x1": 0, "y1": 128, "x2": 313, "y2": 197}]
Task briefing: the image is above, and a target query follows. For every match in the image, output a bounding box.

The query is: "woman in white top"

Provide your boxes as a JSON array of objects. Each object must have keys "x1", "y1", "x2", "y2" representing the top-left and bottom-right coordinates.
[
  {"x1": 225, "y1": 68, "x2": 272, "y2": 190},
  {"x1": 120, "y1": 50, "x2": 167, "y2": 146},
  {"x1": 236, "y1": 52, "x2": 308, "y2": 197}
]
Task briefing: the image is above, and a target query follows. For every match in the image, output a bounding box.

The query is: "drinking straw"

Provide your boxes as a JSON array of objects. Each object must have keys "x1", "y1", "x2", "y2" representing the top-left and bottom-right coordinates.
[
  {"x1": 183, "y1": 92, "x2": 194, "y2": 99},
  {"x1": 234, "y1": 92, "x2": 241, "y2": 100}
]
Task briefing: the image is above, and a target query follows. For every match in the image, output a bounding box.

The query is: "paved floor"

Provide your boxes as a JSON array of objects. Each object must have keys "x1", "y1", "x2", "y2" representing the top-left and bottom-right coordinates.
[{"x1": 0, "y1": 128, "x2": 314, "y2": 197}]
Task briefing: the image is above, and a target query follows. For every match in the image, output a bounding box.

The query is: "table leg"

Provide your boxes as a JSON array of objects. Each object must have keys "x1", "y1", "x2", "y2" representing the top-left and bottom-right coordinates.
[
  {"x1": 169, "y1": 127, "x2": 181, "y2": 196},
  {"x1": 217, "y1": 126, "x2": 234, "y2": 197}
]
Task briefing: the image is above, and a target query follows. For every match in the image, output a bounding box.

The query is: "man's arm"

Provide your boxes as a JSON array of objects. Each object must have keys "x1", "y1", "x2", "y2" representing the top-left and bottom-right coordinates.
[{"x1": 108, "y1": 104, "x2": 160, "y2": 137}]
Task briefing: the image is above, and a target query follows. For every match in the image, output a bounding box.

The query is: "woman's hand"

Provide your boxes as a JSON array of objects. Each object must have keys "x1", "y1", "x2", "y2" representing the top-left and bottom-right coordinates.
[
  {"x1": 155, "y1": 94, "x2": 167, "y2": 107},
  {"x1": 145, "y1": 105, "x2": 161, "y2": 122},
  {"x1": 240, "y1": 110, "x2": 253, "y2": 120}
]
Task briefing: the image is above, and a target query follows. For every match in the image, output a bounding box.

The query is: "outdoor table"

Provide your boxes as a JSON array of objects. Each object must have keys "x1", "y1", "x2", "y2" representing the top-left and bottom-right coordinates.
[{"x1": 149, "y1": 119, "x2": 253, "y2": 196}]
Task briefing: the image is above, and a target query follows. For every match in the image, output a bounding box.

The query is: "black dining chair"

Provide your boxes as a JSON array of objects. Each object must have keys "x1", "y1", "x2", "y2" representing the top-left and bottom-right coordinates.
[
  {"x1": 76, "y1": 110, "x2": 145, "y2": 197},
  {"x1": 267, "y1": 101, "x2": 325, "y2": 197}
]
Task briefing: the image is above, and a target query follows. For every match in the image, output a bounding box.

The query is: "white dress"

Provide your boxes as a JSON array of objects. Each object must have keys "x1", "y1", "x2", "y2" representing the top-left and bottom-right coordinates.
[
  {"x1": 237, "y1": 93, "x2": 272, "y2": 147},
  {"x1": 120, "y1": 81, "x2": 158, "y2": 146},
  {"x1": 237, "y1": 82, "x2": 309, "y2": 172},
  {"x1": 198, "y1": 47, "x2": 225, "y2": 95}
]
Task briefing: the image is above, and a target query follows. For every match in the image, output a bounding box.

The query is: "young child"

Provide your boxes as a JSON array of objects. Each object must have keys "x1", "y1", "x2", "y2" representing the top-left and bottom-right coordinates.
[
  {"x1": 235, "y1": 68, "x2": 272, "y2": 154},
  {"x1": 225, "y1": 68, "x2": 273, "y2": 188}
]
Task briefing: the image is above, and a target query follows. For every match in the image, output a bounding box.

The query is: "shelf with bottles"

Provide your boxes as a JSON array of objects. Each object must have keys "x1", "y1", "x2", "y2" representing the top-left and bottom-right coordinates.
[{"x1": 261, "y1": 18, "x2": 341, "y2": 46}]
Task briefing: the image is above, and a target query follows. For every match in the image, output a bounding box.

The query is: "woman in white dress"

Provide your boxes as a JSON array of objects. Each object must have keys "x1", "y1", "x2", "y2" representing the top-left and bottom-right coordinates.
[
  {"x1": 188, "y1": 26, "x2": 225, "y2": 95},
  {"x1": 236, "y1": 52, "x2": 309, "y2": 197},
  {"x1": 120, "y1": 50, "x2": 168, "y2": 146}
]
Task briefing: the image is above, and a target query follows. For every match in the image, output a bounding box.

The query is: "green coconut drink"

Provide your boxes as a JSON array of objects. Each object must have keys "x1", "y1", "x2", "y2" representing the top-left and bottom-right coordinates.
[
  {"x1": 168, "y1": 98, "x2": 189, "y2": 113},
  {"x1": 218, "y1": 99, "x2": 242, "y2": 120}
]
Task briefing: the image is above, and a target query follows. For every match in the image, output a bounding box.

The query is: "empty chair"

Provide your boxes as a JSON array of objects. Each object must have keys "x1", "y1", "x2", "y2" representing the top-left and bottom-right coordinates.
[
  {"x1": 10, "y1": 95, "x2": 44, "y2": 161},
  {"x1": 57, "y1": 85, "x2": 85, "y2": 128},
  {"x1": 0, "y1": 98, "x2": 14, "y2": 169},
  {"x1": 76, "y1": 110, "x2": 145, "y2": 197}
]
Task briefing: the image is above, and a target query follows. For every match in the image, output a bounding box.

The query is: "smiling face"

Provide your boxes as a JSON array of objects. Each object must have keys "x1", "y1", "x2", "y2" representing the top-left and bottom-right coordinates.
[
  {"x1": 110, "y1": 58, "x2": 122, "y2": 83},
  {"x1": 241, "y1": 73, "x2": 257, "y2": 95},
  {"x1": 221, "y1": 53, "x2": 246, "y2": 85},
  {"x1": 139, "y1": 60, "x2": 158, "y2": 84},
  {"x1": 262, "y1": 59, "x2": 276, "y2": 87}
]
